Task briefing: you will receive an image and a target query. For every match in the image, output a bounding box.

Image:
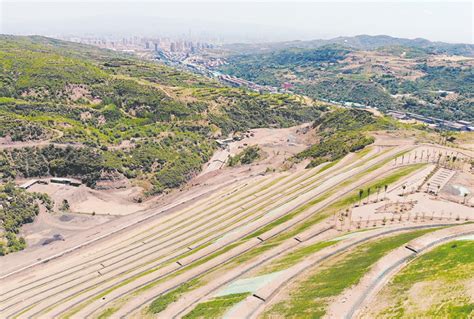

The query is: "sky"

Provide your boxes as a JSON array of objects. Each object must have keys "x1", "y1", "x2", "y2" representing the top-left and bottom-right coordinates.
[{"x1": 1, "y1": 0, "x2": 473, "y2": 44}]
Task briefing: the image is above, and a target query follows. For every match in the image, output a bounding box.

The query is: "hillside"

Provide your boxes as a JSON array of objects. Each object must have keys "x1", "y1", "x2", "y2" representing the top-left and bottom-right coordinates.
[
  {"x1": 0, "y1": 36, "x2": 472, "y2": 319},
  {"x1": 295, "y1": 108, "x2": 398, "y2": 167},
  {"x1": 223, "y1": 35, "x2": 474, "y2": 57},
  {"x1": 217, "y1": 40, "x2": 474, "y2": 121},
  {"x1": 0, "y1": 35, "x2": 320, "y2": 191},
  {"x1": 0, "y1": 35, "x2": 324, "y2": 251}
]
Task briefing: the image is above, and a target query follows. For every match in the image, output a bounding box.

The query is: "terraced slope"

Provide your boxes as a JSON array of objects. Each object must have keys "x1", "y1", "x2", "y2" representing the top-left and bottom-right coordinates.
[
  {"x1": 1, "y1": 36, "x2": 472, "y2": 319},
  {"x1": 360, "y1": 234, "x2": 474, "y2": 318},
  {"x1": 2, "y1": 141, "x2": 468, "y2": 319}
]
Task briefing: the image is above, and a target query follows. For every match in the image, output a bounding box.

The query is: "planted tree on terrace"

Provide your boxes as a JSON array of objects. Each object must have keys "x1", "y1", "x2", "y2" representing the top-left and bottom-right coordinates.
[{"x1": 358, "y1": 189, "x2": 364, "y2": 207}]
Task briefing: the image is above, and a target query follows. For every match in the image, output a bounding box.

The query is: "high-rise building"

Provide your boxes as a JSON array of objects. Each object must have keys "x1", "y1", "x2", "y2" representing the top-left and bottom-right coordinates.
[{"x1": 170, "y1": 42, "x2": 176, "y2": 52}]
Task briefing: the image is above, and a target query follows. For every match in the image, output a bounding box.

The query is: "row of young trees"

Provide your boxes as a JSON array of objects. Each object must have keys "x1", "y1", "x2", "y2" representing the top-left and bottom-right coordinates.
[{"x1": 357, "y1": 185, "x2": 389, "y2": 207}]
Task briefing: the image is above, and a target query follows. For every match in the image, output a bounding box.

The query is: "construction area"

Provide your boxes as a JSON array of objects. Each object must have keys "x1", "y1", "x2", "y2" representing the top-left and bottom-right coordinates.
[{"x1": 0, "y1": 129, "x2": 473, "y2": 319}]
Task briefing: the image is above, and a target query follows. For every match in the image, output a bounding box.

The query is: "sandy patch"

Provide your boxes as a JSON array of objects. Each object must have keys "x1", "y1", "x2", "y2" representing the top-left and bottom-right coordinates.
[
  {"x1": 406, "y1": 281, "x2": 439, "y2": 313},
  {"x1": 465, "y1": 278, "x2": 474, "y2": 302},
  {"x1": 27, "y1": 182, "x2": 146, "y2": 216}
]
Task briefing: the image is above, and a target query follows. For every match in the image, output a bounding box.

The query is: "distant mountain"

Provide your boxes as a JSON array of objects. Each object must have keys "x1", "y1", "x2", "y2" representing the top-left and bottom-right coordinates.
[
  {"x1": 219, "y1": 38, "x2": 474, "y2": 121},
  {"x1": 223, "y1": 35, "x2": 474, "y2": 57}
]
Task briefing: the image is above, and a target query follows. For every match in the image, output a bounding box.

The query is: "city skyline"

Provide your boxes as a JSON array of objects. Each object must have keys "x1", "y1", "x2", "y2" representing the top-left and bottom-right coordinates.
[{"x1": 1, "y1": 1, "x2": 473, "y2": 44}]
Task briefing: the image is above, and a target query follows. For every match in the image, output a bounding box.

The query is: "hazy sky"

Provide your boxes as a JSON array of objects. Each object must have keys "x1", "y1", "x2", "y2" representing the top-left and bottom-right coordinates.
[{"x1": 1, "y1": 0, "x2": 473, "y2": 44}]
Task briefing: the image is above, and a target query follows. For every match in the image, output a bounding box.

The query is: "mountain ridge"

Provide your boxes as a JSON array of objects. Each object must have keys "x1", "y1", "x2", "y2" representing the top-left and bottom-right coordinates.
[{"x1": 223, "y1": 34, "x2": 474, "y2": 56}]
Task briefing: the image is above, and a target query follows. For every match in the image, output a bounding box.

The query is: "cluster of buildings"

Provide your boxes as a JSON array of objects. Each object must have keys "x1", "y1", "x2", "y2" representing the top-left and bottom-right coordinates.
[
  {"x1": 388, "y1": 111, "x2": 474, "y2": 131},
  {"x1": 61, "y1": 36, "x2": 214, "y2": 55},
  {"x1": 147, "y1": 39, "x2": 213, "y2": 54},
  {"x1": 217, "y1": 74, "x2": 279, "y2": 93},
  {"x1": 185, "y1": 55, "x2": 226, "y2": 69}
]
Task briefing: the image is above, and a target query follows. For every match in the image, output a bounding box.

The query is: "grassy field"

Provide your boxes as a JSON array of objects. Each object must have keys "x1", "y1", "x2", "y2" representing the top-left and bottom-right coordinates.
[
  {"x1": 257, "y1": 240, "x2": 339, "y2": 275},
  {"x1": 370, "y1": 240, "x2": 474, "y2": 318},
  {"x1": 261, "y1": 228, "x2": 440, "y2": 318},
  {"x1": 182, "y1": 293, "x2": 250, "y2": 319}
]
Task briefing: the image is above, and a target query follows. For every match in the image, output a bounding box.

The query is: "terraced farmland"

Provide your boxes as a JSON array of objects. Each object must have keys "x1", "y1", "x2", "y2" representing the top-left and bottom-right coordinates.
[{"x1": 1, "y1": 142, "x2": 473, "y2": 319}]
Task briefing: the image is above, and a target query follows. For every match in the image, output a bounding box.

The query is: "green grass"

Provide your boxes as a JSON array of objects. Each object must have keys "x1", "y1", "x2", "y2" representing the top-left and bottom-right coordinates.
[
  {"x1": 375, "y1": 240, "x2": 474, "y2": 318},
  {"x1": 262, "y1": 228, "x2": 440, "y2": 319},
  {"x1": 0, "y1": 97, "x2": 24, "y2": 104},
  {"x1": 258, "y1": 240, "x2": 339, "y2": 274},
  {"x1": 315, "y1": 158, "x2": 341, "y2": 174},
  {"x1": 96, "y1": 307, "x2": 117, "y2": 319},
  {"x1": 353, "y1": 146, "x2": 373, "y2": 159},
  {"x1": 182, "y1": 293, "x2": 250, "y2": 319},
  {"x1": 148, "y1": 278, "x2": 201, "y2": 314}
]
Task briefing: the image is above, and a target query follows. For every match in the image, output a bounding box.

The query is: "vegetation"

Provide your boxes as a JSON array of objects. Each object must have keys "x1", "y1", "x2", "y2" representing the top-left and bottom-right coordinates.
[
  {"x1": 259, "y1": 240, "x2": 338, "y2": 274},
  {"x1": 228, "y1": 145, "x2": 261, "y2": 166},
  {"x1": 182, "y1": 293, "x2": 250, "y2": 319},
  {"x1": 296, "y1": 108, "x2": 397, "y2": 167},
  {"x1": 220, "y1": 46, "x2": 350, "y2": 88},
  {"x1": 0, "y1": 35, "x2": 321, "y2": 195},
  {"x1": 262, "y1": 228, "x2": 440, "y2": 318},
  {"x1": 219, "y1": 44, "x2": 474, "y2": 121},
  {"x1": 148, "y1": 279, "x2": 201, "y2": 314},
  {"x1": 373, "y1": 240, "x2": 474, "y2": 318},
  {"x1": 0, "y1": 183, "x2": 52, "y2": 255},
  {"x1": 223, "y1": 35, "x2": 474, "y2": 57}
]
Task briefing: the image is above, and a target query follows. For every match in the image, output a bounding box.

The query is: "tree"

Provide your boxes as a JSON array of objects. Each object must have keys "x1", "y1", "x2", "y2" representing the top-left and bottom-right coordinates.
[
  {"x1": 358, "y1": 189, "x2": 364, "y2": 206},
  {"x1": 384, "y1": 184, "x2": 388, "y2": 200},
  {"x1": 367, "y1": 187, "x2": 371, "y2": 204},
  {"x1": 61, "y1": 199, "x2": 70, "y2": 212}
]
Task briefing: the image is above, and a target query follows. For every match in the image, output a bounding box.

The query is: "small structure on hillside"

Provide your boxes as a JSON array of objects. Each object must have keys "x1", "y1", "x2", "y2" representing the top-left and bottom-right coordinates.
[
  {"x1": 50, "y1": 178, "x2": 81, "y2": 187},
  {"x1": 216, "y1": 138, "x2": 234, "y2": 148},
  {"x1": 19, "y1": 179, "x2": 48, "y2": 189},
  {"x1": 19, "y1": 180, "x2": 39, "y2": 189}
]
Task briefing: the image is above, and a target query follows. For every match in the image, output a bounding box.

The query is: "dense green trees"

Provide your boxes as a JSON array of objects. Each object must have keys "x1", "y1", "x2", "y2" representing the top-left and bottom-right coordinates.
[
  {"x1": 0, "y1": 183, "x2": 52, "y2": 255},
  {"x1": 296, "y1": 109, "x2": 392, "y2": 167},
  {"x1": 219, "y1": 46, "x2": 474, "y2": 121},
  {"x1": 228, "y1": 145, "x2": 261, "y2": 166}
]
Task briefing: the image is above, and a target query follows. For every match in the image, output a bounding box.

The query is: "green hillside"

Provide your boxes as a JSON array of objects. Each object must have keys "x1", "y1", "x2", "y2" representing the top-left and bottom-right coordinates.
[
  {"x1": 219, "y1": 46, "x2": 474, "y2": 121},
  {"x1": 295, "y1": 108, "x2": 398, "y2": 167},
  {"x1": 0, "y1": 35, "x2": 320, "y2": 193}
]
